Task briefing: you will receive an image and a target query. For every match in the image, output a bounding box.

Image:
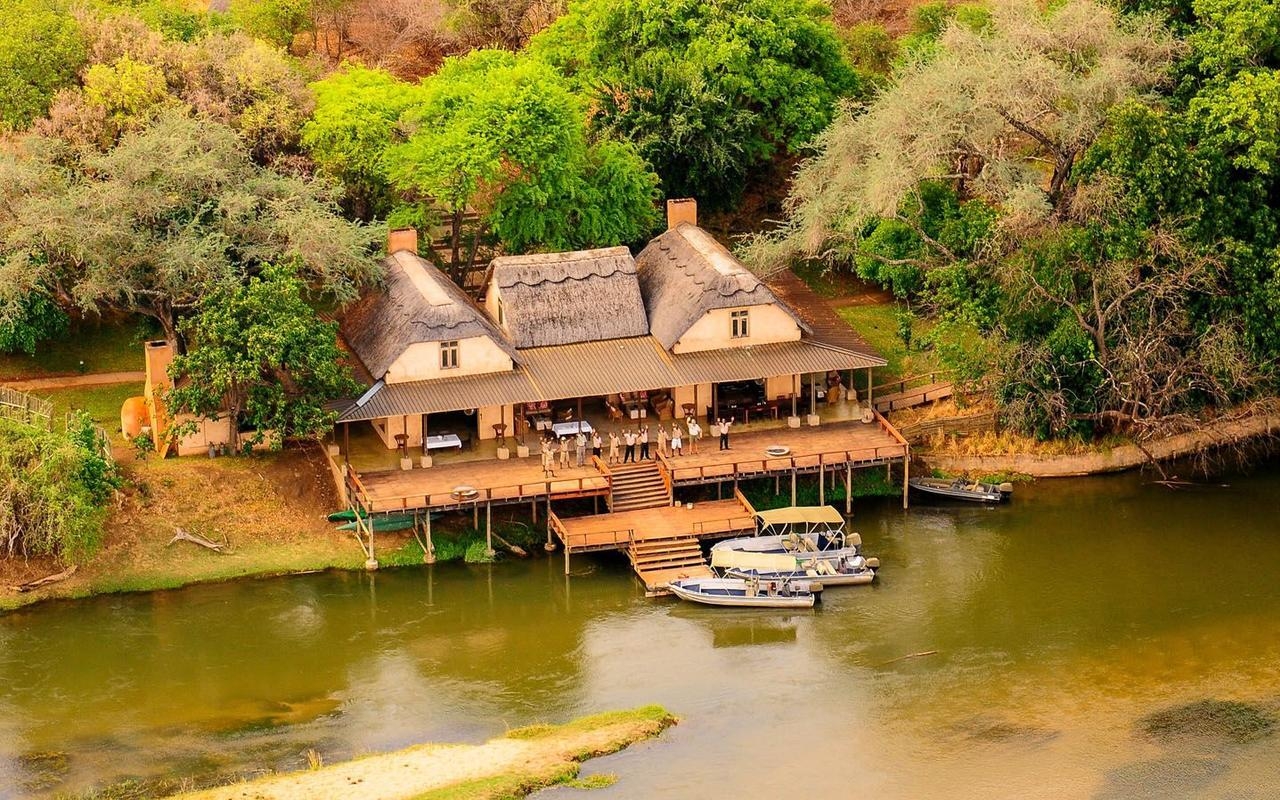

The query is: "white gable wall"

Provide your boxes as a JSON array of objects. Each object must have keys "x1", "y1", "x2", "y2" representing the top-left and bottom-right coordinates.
[
  {"x1": 385, "y1": 335, "x2": 513, "y2": 383},
  {"x1": 671, "y1": 304, "x2": 802, "y2": 354}
]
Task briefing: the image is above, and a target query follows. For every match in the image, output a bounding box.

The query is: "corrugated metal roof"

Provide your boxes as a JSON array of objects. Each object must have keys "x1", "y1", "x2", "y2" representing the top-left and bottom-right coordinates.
[
  {"x1": 336, "y1": 369, "x2": 540, "y2": 422},
  {"x1": 671, "y1": 341, "x2": 884, "y2": 385},
  {"x1": 521, "y1": 336, "x2": 684, "y2": 399}
]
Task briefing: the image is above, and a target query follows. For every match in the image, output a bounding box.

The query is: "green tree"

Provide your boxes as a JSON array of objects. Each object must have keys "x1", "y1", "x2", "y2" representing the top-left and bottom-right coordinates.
[
  {"x1": 0, "y1": 110, "x2": 381, "y2": 342},
  {"x1": 230, "y1": 0, "x2": 313, "y2": 49},
  {"x1": 386, "y1": 50, "x2": 659, "y2": 263},
  {"x1": 0, "y1": 290, "x2": 69, "y2": 355},
  {"x1": 303, "y1": 65, "x2": 425, "y2": 218},
  {"x1": 167, "y1": 264, "x2": 360, "y2": 449},
  {"x1": 0, "y1": 0, "x2": 86, "y2": 130},
  {"x1": 529, "y1": 0, "x2": 857, "y2": 205}
]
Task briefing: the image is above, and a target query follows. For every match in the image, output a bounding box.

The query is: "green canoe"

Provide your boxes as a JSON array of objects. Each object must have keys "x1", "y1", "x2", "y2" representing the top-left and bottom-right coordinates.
[{"x1": 336, "y1": 514, "x2": 417, "y2": 533}]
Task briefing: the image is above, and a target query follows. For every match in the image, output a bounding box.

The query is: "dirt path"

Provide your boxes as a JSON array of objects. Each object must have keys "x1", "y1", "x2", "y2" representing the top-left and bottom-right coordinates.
[
  {"x1": 178, "y1": 707, "x2": 676, "y2": 800},
  {"x1": 2, "y1": 371, "x2": 145, "y2": 391}
]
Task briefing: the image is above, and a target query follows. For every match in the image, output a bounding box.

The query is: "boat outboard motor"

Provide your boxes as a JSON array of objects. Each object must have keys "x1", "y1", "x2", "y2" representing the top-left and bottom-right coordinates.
[{"x1": 847, "y1": 555, "x2": 868, "y2": 572}]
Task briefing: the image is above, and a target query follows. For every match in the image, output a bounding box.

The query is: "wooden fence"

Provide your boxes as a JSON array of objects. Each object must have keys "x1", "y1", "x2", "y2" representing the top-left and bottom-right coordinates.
[
  {"x1": 898, "y1": 411, "x2": 999, "y2": 443},
  {"x1": 0, "y1": 386, "x2": 52, "y2": 429}
]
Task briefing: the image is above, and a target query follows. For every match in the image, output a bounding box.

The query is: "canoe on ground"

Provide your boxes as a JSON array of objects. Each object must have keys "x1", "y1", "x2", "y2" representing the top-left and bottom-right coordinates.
[
  {"x1": 665, "y1": 576, "x2": 819, "y2": 609},
  {"x1": 335, "y1": 514, "x2": 417, "y2": 533},
  {"x1": 327, "y1": 509, "x2": 367, "y2": 523}
]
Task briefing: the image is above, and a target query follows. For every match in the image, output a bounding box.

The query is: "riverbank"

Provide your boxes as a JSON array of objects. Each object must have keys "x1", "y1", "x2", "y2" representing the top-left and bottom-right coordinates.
[
  {"x1": 917, "y1": 403, "x2": 1280, "y2": 478},
  {"x1": 175, "y1": 706, "x2": 676, "y2": 800}
]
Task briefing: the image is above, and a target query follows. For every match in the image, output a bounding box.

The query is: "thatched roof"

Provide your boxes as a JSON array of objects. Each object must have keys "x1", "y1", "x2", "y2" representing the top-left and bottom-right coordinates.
[
  {"x1": 486, "y1": 247, "x2": 649, "y2": 348},
  {"x1": 342, "y1": 251, "x2": 517, "y2": 379},
  {"x1": 636, "y1": 224, "x2": 811, "y2": 349}
]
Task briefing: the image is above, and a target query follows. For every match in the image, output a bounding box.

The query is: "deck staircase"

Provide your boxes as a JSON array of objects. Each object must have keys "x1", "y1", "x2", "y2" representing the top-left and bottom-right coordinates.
[
  {"x1": 627, "y1": 535, "x2": 712, "y2": 596},
  {"x1": 607, "y1": 461, "x2": 672, "y2": 512}
]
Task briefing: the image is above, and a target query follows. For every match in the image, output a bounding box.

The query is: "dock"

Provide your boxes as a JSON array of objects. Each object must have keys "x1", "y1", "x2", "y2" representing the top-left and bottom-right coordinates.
[{"x1": 550, "y1": 495, "x2": 756, "y2": 595}]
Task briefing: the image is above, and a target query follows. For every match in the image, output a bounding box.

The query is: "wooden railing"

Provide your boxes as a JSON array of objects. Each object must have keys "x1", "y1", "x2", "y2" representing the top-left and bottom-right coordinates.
[
  {"x1": 872, "y1": 371, "x2": 953, "y2": 396},
  {"x1": 351, "y1": 472, "x2": 611, "y2": 513},
  {"x1": 689, "y1": 514, "x2": 757, "y2": 537},
  {"x1": 733, "y1": 485, "x2": 757, "y2": 516},
  {"x1": 0, "y1": 387, "x2": 52, "y2": 429},
  {"x1": 664, "y1": 441, "x2": 908, "y2": 484},
  {"x1": 874, "y1": 409, "x2": 910, "y2": 448},
  {"x1": 550, "y1": 511, "x2": 635, "y2": 551},
  {"x1": 898, "y1": 410, "x2": 998, "y2": 442},
  {"x1": 655, "y1": 454, "x2": 675, "y2": 502}
]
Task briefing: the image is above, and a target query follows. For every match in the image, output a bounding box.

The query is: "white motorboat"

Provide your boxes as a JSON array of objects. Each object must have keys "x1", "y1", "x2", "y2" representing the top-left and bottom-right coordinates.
[
  {"x1": 711, "y1": 506, "x2": 879, "y2": 574},
  {"x1": 665, "y1": 576, "x2": 820, "y2": 608},
  {"x1": 712, "y1": 548, "x2": 876, "y2": 587}
]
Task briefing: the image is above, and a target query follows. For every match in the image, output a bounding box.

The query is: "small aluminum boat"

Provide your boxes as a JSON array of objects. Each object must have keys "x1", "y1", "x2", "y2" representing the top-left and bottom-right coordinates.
[
  {"x1": 665, "y1": 576, "x2": 820, "y2": 608},
  {"x1": 909, "y1": 477, "x2": 1013, "y2": 503},
  {"x1": 711, "y1": 506, "x2": 869, "y2": 567}
]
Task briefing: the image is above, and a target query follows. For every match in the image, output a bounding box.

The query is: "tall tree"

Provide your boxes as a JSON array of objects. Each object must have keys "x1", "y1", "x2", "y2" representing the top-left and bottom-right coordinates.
[
  {"x1": 166, "y1": 264, "x2": 359, "y2": 449},
  {"x1": 385, "y1": 50, "x2": 659, "y2": 264},
  {"x1": 0, "y1": 110, "x2": 381, "y2": 342},
  {"x1": 530, "y1": 0, "x2": 857, "y2": 206}
]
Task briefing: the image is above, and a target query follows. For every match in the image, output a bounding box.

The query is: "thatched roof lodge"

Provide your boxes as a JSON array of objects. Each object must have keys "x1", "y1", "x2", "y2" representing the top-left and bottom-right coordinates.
[{"x1": 333, "y1": 200, "x2": 886, "y2": 453}]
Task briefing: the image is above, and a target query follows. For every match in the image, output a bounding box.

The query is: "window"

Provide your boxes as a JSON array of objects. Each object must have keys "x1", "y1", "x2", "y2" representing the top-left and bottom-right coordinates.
[
  {"x1": 731, "y1": 310, "x2": 749, "y2": 339},
  {"x1": 440, "y1": 340, "x2": 459, "y2": 369}
]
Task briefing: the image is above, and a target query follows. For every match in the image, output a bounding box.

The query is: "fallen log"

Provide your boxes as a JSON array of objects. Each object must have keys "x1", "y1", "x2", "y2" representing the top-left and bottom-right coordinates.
[
  {"x1": 13, "y1": 564, "x2": 77, "y2": 593},
  {"x1": 490, "y1": 531, "x2": 528, "y2": 558},
  {"x1": 167, "y1": 528, "x2": 229, "y2": 553},
  {"x1": 879, "y1": 649, "x2": 939, "y2": 667}
]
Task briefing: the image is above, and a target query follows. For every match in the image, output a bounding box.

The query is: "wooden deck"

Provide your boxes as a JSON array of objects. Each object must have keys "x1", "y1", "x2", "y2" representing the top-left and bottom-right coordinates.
[
  {"x1": 351, "y1": 458, "x2": 608, "y2": 513},
  {"x1": 550, "y1": 498, "x2": 755, "y2": 553},
  {"x1": 343, "y1": 413, "x2": 908, "y2": 514},
  {"x1": 659, "y1": 412, "x2": 908, "y2": 485},
  {"x1": 874, "y1": 382, "x2": 954, "y2": 413}
]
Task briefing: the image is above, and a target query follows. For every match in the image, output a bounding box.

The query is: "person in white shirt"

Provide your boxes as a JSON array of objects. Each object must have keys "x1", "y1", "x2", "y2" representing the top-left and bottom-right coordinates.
[
  {"x1": 670, "y1": 423, "x2": 683, "y2": 456},
  {"x1": 623, "y1": 429, "x2": 637, "y2": 463},
  {"x1": 687, "y1": 417, "x2": 701, "y2": 454},
  {"x1": 718, "y1": 418, "x2": 732, "y2": 450},
  {"x1": 639, "y1": 425, "x2": 650, "y2": 460},
  {"x1": 575, "y1": 430, "x2": 587, "y2": 467}
]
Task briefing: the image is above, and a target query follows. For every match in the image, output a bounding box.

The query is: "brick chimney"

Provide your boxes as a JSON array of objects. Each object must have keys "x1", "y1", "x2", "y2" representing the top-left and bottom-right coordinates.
[
  {"x1": 388, "y1": 227, "x2": 419, "y2": 255},
  {"x1": 666, "y1": 198, "x2": 697, "y2": 230}
]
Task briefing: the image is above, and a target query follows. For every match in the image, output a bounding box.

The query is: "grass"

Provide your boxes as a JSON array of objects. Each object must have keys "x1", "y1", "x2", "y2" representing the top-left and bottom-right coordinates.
[
  {"x1": 174, "y1": 705, "x2": 677, "y2": 800},
  {"x1": 0, "y1": 320, "x2": 150, "y2": 380},
  {"x1": 37, "y1": 383, "x2": 137, "y2": 441},
  {"x1": 836, "y1": 304, "x2": 945, "y2": 384}
]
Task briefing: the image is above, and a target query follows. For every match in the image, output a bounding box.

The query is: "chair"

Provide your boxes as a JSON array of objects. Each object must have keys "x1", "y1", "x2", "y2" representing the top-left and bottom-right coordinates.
[
  {"x1": 394, "y1": 433, "x2": 409, "y2": 457},
  {"x1": 681, "y1": 402, "x2": 696, "y2": 419},
  {"x1": 492, "y1": 423, "x2": 507, "y2": 445},
  {"x1": 607, "y1": 402, "x2": 623, "y2": 422}
]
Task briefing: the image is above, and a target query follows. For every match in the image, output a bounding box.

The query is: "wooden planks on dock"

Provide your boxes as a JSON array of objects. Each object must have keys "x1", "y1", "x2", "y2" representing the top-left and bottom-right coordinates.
[{"x1": 874, "y1": 382, "x2": 953, "y2": 413}]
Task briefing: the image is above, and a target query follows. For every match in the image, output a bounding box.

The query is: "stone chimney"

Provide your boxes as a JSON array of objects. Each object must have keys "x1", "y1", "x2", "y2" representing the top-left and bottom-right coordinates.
[
  {"x1": 388, "y1": 227, "x2": 419, "y2": 255},
  {"x1": 666, "y1": 198, "x2": 697, "y2": 230}
]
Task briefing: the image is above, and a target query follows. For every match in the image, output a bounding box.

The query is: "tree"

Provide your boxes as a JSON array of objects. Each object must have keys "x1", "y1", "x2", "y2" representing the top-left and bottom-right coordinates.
[
  {"x1": 529, "y1": 0, "x2": 857, "y2": 206},
  {"x1": 230, "y1": 0, "x2": 314, "y2": 49},
  {"x1": 749, "y1": 0, "x2": 1181, "y2": 271},
  {"x1": 0, "y1": 110, "x2": 381, "y2": 342},
  {"x1": 385, "y1": 50, "x2": 659, "y2": 264},
  {"x1": 0, "y1": 0, "x2": 86, "y2": 130},
  {"x1": 0, "y1": 290, "x2": 69, "y2": 356},
  {"x1": 166, "y1": 264, "x2": 359, "y2": 449},
  {"x1": 303, "y1": 65, "x2": 425, "y2": 218}
]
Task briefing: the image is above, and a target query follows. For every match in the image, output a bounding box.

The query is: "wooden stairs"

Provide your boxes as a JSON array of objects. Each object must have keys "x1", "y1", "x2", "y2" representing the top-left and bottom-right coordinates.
[
  {"x1": 628, "y1": 535, "x2": 712, "y2": 596},
  {"x1": 608, "y1": 461, "x2": 672, "y2": 512}
]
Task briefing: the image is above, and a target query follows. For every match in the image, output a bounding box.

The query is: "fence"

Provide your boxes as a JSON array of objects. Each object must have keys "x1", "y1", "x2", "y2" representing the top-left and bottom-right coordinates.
[{"x1": 0, "y1": 386, "x2": 52, "y2": 429}]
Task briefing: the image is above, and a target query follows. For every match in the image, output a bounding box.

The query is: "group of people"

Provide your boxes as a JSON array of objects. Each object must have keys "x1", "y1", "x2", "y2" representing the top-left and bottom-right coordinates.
[{"x1": 538, "y1": 416, "x2": 734, "y2": 476}]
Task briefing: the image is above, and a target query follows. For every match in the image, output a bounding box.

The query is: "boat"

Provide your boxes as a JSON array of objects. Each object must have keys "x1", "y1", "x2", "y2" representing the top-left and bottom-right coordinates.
[
  {"x1": 326, "y1": 509, "x2": 366, "y2": 523},
  {"x1": 665, "y1": 576, "x2": 820, "y2": 608},
  {"x1": 335, "y1": 513, "x2": 417, "y2": 532},
  {"x1": 711, "y1": 506, "x2": 875, "y2": 565},
  {"x1": 711, "y1": 548, "x2": 876, "y2": 587},
  {"x1": 909, "y1": 477, "x2": 1013, "y2": 503}
]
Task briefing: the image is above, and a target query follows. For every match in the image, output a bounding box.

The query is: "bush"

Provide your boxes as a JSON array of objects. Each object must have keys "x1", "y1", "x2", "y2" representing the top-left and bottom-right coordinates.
[{"x1": 0, "y1": 412, "x2": 121, "y2": 563}]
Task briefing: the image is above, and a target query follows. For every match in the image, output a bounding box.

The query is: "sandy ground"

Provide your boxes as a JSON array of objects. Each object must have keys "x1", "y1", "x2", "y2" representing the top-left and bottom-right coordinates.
[{"x1": 178, "y1": 710, "x2": 675, "y2": 800}]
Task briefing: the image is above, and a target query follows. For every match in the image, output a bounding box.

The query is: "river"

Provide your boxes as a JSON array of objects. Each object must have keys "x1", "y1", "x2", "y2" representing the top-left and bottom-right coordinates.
[{"x1": 3, "y1": 465, "x2": 1280, "y2": 798}]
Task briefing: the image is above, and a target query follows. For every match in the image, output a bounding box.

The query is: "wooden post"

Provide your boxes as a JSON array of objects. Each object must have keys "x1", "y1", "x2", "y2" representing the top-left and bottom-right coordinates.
[
  {"x1": 810, "y1": 373, "x2": 817, "y2": 416},
  {"x1": 343, "y1": 422, "x2": 350, "y2": 462},
  {"x1": 425, "y1": 510, "x2": 435, "y2": 563},
  {"x1": 564, "y1": 543, "x2": 570, "y2": 575},
  {"x1": 485, "y1": 501, "x2": 494, "y2": 557},
  {"x1": 902, "y1": 451, "x2": 910, "y2": 509},
  {"x1": 531, "y1": 498, "x2": 537, "y2": 523},
  {"x1": 473, "y1": 503, "x2": 479, "y2": 529},
  {"x1": 790, "y1": 468, "x2": 797, "y2": 506},
  {"x1": 577, "y1": 396, "x2": 583, "y2": 422},
  {"x1": 819, "y1": 457, "x2": 825, "y2": 505},
  {"x1": 845, "y1": 463, "x2": 852, "y2": 515},
  {"x1": 867, "y1": 370, "x2": 873, "y2": 411},
  {"x1": 711, "y1": 383, "x2": 718, "y2": 423},
  {"x1": 791, "y1": 375, "x2": 798, "y2": 418}
]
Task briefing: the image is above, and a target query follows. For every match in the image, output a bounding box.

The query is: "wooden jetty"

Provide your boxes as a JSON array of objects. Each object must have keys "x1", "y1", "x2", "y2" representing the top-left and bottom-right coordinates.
[{"x1": 872, "y1": 372, "x2": 955, "y2": 413}]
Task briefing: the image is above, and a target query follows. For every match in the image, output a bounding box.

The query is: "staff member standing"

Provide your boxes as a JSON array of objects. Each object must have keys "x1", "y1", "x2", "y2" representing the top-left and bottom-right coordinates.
[
  {"x1": 639, "y1": 425, "x2": 650, "y2": 460},
  {"x1": 608, "y1": 430, "x2": 621, "y2": 464},
  {"x1": 718, "y1": 418, "x2": 732, "y2": 450},
  {"x1": 623, "y1": 429, "x2": 637, "y2": 463},
  {"x1": 687, "y1": 416, "x2": 701, "y2": 454}
]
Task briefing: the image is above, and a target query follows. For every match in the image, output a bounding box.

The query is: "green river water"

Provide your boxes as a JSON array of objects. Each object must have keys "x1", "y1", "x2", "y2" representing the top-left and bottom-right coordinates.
[{"x1": 4, "y1": 465, "x2": 1280, "y2": 798}]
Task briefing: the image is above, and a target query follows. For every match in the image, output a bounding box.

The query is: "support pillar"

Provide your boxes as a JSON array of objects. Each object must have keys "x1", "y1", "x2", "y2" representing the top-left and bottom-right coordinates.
[
  {"x1": 531, "y1": 498, "x2": 537, "y2": 523},
  {"x1": 867, "y1": 370, "x2": 873, "y2": 412},
  {"x1": 424, "y1": 511, "x2": 435, "y2": 563},
  {"x1": 485, "y1": 502, "x2": 495, "y2": 558},
  {"x1": 819, "y1": 461, "x2": 825, "y2": 505},
  {"x1": 902, "y1": 453, "x2": 910, "y2": 510},
  {"x1": 790, "y1": 469, "x2": 797, "y2": 506},
  {"x1": 845, "y1": 463, "x2": 852, "y2": 515},
  {"x1": 473, "y1": 503, "x2": 479, "y2": 529},
  {"x1": 564, "y1": 545, "x2": 570, "y2": 575}
]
